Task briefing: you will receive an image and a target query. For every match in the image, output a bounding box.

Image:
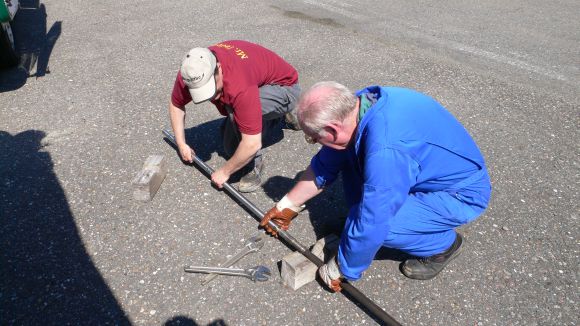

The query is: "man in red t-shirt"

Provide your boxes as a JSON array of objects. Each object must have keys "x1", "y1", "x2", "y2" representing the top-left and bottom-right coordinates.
[{"x1": 169, "y1": 40, "x2": 301, "y2": 192}]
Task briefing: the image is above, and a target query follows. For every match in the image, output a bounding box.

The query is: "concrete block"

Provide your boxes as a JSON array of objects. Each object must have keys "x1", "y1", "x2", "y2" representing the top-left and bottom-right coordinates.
[
  {"x1": 132, "y1": 155, "x2": 167, "y2": 201},
  {"x1": 281, "y1": 233, "x2": 340, "y2": 290}
]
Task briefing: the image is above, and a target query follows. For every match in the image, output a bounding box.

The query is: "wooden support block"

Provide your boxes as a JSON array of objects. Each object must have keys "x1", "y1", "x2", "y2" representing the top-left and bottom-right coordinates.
[
  {"x1": 132, "y1": 155, "x2": 167, "y2": 202},
  {"x1": 281, "y1": 233, "x2": 340, "y2": 290}
]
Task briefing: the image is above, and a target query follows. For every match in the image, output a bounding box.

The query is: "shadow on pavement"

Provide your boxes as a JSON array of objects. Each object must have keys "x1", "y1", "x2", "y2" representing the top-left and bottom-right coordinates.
[
  {"x1": 183, "y1": 118, "x2": 226, "y2": 162},
  {"x1": 262, "y1": 174, "x2": 411, "y2": 263},
  {"x1": 171, "y1": 117, "x2": 284, "y2": 184},
  {"x1": 164, "y1": 316, "x2": 227, "y2": 326},
  {"x1": 375, "y1": 247, "x2": 414, "y2": 262},
  {"x1": 0, "y1": 0, "x2": 61, "y2": 93},
  {"x1": 182, "y1": 117, "x2": 284, "y2": 163},
  {"x1": 0, "y1": 130, "x2": 130, "y2": 324},
  {"x1": 262, "y1": 174, "x2": 348, "y2": 239}
]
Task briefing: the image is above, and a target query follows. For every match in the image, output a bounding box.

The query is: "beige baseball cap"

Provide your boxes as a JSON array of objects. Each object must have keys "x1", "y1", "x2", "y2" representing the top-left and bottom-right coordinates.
[{"x1": 180, "y1": 47, "x2": 217, "y2": 104}]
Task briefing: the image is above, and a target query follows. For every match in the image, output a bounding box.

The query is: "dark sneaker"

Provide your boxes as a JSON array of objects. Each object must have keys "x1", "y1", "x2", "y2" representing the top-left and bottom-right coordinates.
[
  {"x1": 284, "y1": 109, "x2": 301, "y2": 131},
  {"x1": 402, "y1": 233, "x2": 464, "y2": 280},
  {"x1": 238, "y1": 161, "x2": 265, "y2": 193}
]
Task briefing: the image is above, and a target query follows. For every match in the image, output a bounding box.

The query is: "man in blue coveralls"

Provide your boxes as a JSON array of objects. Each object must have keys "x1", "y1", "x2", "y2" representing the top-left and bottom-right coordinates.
[{"x1": 260, "y1": 81, "x2": 491, "y2": 291}]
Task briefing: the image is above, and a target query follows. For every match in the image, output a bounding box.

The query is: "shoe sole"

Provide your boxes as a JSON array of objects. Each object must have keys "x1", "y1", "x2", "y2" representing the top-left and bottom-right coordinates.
[
  {"x1": 401, "y1": 234, "x2": 464, "y2": 280},
  {"x1": 238, "y1": 183, "x2": 261, "y2": 193}
]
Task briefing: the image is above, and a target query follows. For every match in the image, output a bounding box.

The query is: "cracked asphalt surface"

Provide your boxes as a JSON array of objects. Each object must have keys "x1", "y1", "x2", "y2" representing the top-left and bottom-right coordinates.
[{"x1": 1, "y1": 0, "x2": 578, "y2": 325}]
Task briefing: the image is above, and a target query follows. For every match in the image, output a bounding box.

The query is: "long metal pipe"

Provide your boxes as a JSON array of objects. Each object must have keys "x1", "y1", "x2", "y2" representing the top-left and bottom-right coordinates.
[{"x1": 163, "y1": 129, "x2": 402, "y2": 326}]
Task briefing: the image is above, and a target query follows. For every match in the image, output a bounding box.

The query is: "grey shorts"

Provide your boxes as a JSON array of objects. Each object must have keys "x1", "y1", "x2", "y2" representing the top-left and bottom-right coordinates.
[
  {"x1": 259, "y1": 84, "x2": 301, "y2": 121},
  {"x1": 221, "y1": 83, "x2": 301, "y2": 160}
]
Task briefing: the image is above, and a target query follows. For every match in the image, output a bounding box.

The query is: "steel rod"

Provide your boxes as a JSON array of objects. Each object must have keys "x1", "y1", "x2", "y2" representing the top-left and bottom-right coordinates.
[{"x1": 163, "y1": 129, "x2": 401, "y2": 326}]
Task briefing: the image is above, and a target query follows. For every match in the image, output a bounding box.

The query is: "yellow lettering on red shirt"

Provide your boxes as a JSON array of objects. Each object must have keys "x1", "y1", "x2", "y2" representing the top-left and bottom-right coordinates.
[
  {"x1": 235, "y1": 48, "x2": 248, "y2": 59},
  {"x1": 213, "y1": 43, "x2": 249, "y2": 59},
  {"x1": 214, "y1": 43, "x2": 234, "y2": 50}
]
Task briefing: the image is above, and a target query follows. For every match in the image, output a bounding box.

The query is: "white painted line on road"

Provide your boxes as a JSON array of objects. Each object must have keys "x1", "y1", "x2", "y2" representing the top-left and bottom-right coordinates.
[
  {"x1": 299, "y1": 0, "x2": 572, "y2": 83},
  {"x1": 302, "y1": 0, "x2": 363, "y2": 20},
  {"x1": 431, "y1": 36, "x2": 570, "y2": 82}
]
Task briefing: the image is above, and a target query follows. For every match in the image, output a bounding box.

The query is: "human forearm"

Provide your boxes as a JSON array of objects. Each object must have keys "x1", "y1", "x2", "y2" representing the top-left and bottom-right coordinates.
[
  {"x1": 259, "y1": 165, "x2": 322, "y2": 237},
  {"x1": 169, "y1": 101, "x2": 194, "y2": 162},
  {"x1": 286, "y1": 166, "x2": 323, "y2": 206},
  {"x1": 220, "y1": 133, "x2": 261, "y2": 175},
  {"x1": 169, "y1": 102, "x2": 187, "y2": 146}
]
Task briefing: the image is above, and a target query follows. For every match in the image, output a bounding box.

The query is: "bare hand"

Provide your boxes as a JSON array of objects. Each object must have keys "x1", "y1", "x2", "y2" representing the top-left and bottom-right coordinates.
[
  {"x1": 178, "y1": 143, "x2": 194, "y2": 163},
  {"x1": 211, "y1": 168, "x2": 230, "y2": 188}
]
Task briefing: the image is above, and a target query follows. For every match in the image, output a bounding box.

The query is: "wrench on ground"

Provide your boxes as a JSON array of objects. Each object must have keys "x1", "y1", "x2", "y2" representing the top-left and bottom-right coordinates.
[
  {"x1": 184, "y1": 265, "x2": 271, "y2": 282},
  {"x1": 201, "y1": 234, "x2": 265, "y2": 285}
]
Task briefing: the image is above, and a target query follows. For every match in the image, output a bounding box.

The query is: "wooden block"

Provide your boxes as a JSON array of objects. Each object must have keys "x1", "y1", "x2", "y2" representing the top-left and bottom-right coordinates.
[
  {"x1": 132, "y1": 155, "x2": 167, "y2": 201},
  {"x1": 281, "y1": 233, "x2": 340, "y2": 290}
]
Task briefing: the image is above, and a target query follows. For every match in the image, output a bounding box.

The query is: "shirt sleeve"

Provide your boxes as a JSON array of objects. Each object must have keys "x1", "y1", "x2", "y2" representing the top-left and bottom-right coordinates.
[
  {"x1": 232, "y1": 85, "x2": 262, "y2": 135},
  {"x1": 310, "y1": 146, "x2": 349, "y2": 189},
  {"x1": 337, "y1": 148, "x2": 419, "y2": 280},
  {"x1": 171, "y1": 72, "x2": 192, "y2": 108}
]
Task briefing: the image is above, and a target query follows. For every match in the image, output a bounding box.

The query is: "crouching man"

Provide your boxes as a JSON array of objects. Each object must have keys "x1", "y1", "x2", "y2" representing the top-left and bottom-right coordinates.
[
  {"x1": 169, "y1": 40, "x2": 301, "y2": 192},
  {"x1": 260, "y1": 82, "x2": 491, "y2": 291}
]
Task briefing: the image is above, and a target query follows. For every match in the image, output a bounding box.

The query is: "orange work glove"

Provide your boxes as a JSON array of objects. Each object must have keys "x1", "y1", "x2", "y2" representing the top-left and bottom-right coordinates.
[{"x1": 259, "y1": 195, "x2": 304, "y2": 237}]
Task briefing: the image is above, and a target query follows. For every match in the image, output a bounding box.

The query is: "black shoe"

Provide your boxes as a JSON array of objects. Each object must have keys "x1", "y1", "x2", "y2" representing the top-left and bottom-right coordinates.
[
  {"x1": 238, "y1": 161, "x2": 265, "y2": 193},
  {"x1": 402, "y1": 233, "x2": 464, "y2": 280},
  {"x1": 284, "y1": 109, "x2": 301, "y2": 131}
]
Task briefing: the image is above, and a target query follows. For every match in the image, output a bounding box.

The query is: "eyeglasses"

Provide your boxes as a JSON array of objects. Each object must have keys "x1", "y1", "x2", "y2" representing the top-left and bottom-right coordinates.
[{"x1": 304, "y1": 134, "x2": 318, "y2": 144}]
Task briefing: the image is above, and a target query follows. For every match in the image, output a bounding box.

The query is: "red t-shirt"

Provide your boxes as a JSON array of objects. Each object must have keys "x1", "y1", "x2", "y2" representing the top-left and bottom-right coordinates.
[{"x1": 171, "y1": 40, "x2": 298, "y2": 135}]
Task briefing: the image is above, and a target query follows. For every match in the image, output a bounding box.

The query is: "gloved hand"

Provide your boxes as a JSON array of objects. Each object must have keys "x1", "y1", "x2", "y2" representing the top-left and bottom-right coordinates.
[
  {"x1": 318, "y1": 255, "x2": 343, "y2": 292},
  {"x1": 259, "y1": 195, "x2": 304, "y2": 237}
]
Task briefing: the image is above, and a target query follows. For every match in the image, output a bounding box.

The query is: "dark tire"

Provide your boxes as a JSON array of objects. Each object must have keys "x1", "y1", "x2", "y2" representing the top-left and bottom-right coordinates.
[{"x1": 0, "y1": 21, "x2": 19, "y2": 68}]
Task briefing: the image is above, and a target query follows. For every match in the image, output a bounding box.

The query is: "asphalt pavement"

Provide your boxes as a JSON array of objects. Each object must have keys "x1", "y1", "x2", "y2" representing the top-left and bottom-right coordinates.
[{"x1": 1, "y1": 0, "x2": 578, "y2": 325}]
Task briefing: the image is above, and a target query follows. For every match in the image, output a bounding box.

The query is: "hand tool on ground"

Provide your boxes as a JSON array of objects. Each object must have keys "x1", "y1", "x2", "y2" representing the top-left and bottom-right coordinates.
[
  {"x1": 163, "y1": 129, "x2": 401, "y2": 326},
  {"x1": 184, "y1": 265, "x2": 271, "y2": 282},
  {"x1": 201, "y1": 234, "x2": 265, "y2": 285}
]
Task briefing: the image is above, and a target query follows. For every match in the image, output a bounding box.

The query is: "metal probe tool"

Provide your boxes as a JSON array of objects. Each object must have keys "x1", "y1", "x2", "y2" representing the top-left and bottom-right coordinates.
[
  {"x1": 201, "y1": 234, "x2": 265, "y2": 285},
  {"x1": 184, "y1": 265, "x2": 271, "y2": 282}
]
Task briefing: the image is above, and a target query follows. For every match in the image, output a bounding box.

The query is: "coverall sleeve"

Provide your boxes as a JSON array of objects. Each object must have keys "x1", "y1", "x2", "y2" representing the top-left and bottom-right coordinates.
[
  {"x1": 337, "y1": 148, "x2": 419, "y2": 280},
  {"x1": 309, "y1": 146, "x2": 349, "y2": 189}
]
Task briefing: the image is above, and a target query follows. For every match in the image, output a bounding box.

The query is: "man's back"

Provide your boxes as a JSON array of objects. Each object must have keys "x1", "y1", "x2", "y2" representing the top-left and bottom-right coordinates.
[
  {"x1": 210, "y1": 40, "x2": 298, "y2": 94},
  {"x1": 357, "y1": 86, "x2": 487, "y2": 192}
]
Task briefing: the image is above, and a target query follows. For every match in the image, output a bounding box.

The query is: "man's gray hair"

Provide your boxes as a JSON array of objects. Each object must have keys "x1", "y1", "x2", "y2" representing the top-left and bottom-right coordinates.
[{"x1": 297, "y1": 81, "x2": 357, "y2": 136}]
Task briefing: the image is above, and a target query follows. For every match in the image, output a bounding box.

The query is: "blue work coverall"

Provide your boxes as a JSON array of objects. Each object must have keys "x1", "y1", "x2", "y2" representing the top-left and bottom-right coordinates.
[{"x1": 310, "y1": 86, "x2": 491, "y2": 281}]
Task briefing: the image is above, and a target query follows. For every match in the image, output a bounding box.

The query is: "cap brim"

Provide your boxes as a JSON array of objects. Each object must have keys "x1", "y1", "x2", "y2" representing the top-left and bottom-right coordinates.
[{"x1": 189, "y1": 74, "x2": 216, "y2": 104}]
